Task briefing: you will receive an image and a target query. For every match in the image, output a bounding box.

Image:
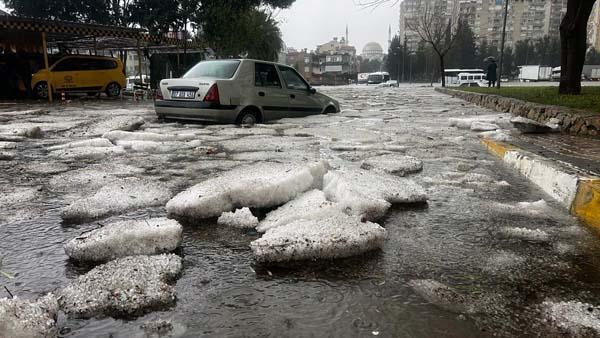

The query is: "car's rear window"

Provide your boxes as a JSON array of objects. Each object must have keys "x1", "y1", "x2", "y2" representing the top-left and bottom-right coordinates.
[{"x1": 183, "y1": 60, "x2": 241, "y2": 79}]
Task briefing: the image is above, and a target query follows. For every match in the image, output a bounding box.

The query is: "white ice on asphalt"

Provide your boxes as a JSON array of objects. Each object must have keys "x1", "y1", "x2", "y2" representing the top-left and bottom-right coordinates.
[
  {"x1": 0, "y1": 294, "x2": 58, "y2": 338},
  {"x1": 329, "y1": 143, "x2": 407, "y2": 152},
  {"x1": 0, "y1": 126, "x2": 43, "y2": 138},
  {"x1": 408, "y1": 279, "x2": 474, "y2": 314},
  {"x1": 217, "y1": 208, "x2": 259, "y2": 229},
  {"x1": 499, "y1": 227, "x2": 550, "y2": 242},
  {"x1": 483, "y1": 250, "x2": 526, "y2": 273},
  {"x1": 47, "y1": 138, "x2": 114, "y2": 151},
  {"x1": 62, "y1": 178, "x2": 172, "y2": 222},
  {"x1": 166, "y1": 161, "x2": 329, "y2": 219},
  {"x1": 0, "y1": 141, "x2": 17, "y2": 149},
  {"x1": 470, "y1": 121, "x2": 500, "y2": 132},
  {"x1": 116, "y1": 140, "x2": 202, "y2": 153},
  {"x1": 58, "y1": 254, "x2": 182, "y2": 318},
  {"x1": 257, "y1": 190, "x2": 340, "y2": 233},
  {"x1": 49, "y1": 164, "x2": 144, "y2": 192},
  {"x1": 323, "y1": 168, "x2": 427, "y2": 221},
  {"x1": 361, "y1": 154, "x2": 424, "y2": 176},
  {"x1": 103, "y1": 130, "x2": 196, "y2": 143},
  {"x1": 478, "y1": 130, "x2": 512, "y2": 142},
  {"x1": 250, "y1": 213, "x2": 386, "y2": 263},
  {"x1": 449, "y1": 115, "x2": 506, "y2": 129},
  {"x1": 48, "y1": 146, "x2": 126, "y2": 160},
  {"x1": 64, "y1": 218, "x2": 183, "y2": 263},
  {"x1": 543, "y1": 300, "x2": 600, "y2": 336},
  {"x1": 86, "y1": 116, "x2": 146, "y2": 136}
]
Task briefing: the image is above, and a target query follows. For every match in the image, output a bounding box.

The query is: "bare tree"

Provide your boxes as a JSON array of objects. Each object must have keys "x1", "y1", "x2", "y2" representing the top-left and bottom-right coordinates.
[{"x1": 559, "y1": 0, "x2": 596, "y2": 94}]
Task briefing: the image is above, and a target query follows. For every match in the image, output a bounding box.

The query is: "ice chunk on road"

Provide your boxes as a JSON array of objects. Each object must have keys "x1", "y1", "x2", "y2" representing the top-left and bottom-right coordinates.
[
  {"x1": 47, "y1": 138, "x2": 114, "y2": 151},
  {"x1": 218, "y1": 135, "x2": 318, "y2": 153},
  {"x1": 116, "y1": 140, "x2": 202, "y2": 153},
  {"x1": 0, "y1": 151, "x2": 15, "y2": 160},
  {"x1": 470, "y1": 121, "x2": 499, "y2": 131},
  {"x1": 1, "y1": 126, "x2": 43, "y2": 138},
  {"x1": 0, "y1": 294, "x2": 58, "y2": 338},
  {"x1": 323, "y1": 168, "x2": 427, "y2": 221},
  {"x1": 543, "y1": 300, "x2": 600, "y2": 336},
  {"x1": 103, "y1": 130, "x2": 196, "y2": 143},
  {"x1": 408, "y1": 279, "x2": 474, "y2": 314},
  {"x1": 86, "y1": 116, "x2": 145, "y2": 136},
  {"x1": 0, "y1": 187, "x2": 37, "y2": 206},
  {"x1": 257, "y1": 190, "x2": 340, "y2": 233},
  {"x1": 250, "y1": 214, "x2": 386, "y2": 263},
  {"x1": 62, "y1": 178, "x2": 172, "y2": 223},
  {"x1": 330, "y1": 143, "x2": 407, "y2": 152},
  {"x1": 0, "y1": 141, "x2": 17, "y2": 149},
  {"x1": 58, "y1": 254, "x2": 182, "y2": 318},
  {"x1": 499, "y1": 227, "x2": 550, "y2": 242},
  {"x1": 64, "y1": 218, "x2": 183, "y2": 263},
  {"x1": 478, "y1": 130, "x2": 512, "y2": 142},
  {"x1": 483, "y1": 250, "x2": 525, "y2": 273},
  {"x1": 449, "y1": 115, "x2": 505, "y2": 129},
  {"x1": 48, "y1": 146, "x2": 125, "y2": 160},
  {"x1": 166, "y1": 161, "x2": 329, "y2": 219},
  {"x1": 49, "y1": 164, "x2": 144, "y2": 192},
  {"x1": 361, "y1": 154, "x2": 423, "y2": 176},
  {"x1": 217, "y1": 208, "x2": 259, "y2": 229},
  {"x1": 492, "y1": 200, "x2": 553, "y2": 217}
]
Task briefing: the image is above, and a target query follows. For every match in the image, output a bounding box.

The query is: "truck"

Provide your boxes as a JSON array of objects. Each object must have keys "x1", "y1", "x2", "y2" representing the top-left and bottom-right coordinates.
[
  {"x1": 591, "y1": 68, "x2": 600, "y2": 81},
  {"x1": 357, "y1": 73, "x2": 370, "y2": 84},
  {"x1": 518, "y1": 65, "x2": 553, "y2": 82}
]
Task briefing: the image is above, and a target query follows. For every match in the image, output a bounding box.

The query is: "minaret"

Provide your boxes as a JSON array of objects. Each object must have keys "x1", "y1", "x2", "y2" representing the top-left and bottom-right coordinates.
[
  {"x1": 388, "y1": 24, "x2": 392, "y2": 49},
  {"x1": 346, "y1": 24, "x2": 349, "y2": 45}
]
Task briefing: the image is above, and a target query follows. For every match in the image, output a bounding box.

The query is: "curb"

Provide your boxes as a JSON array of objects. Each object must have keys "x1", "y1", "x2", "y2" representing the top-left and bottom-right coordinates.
[{"x1": 481, "y1": 139, "x2": 600, "y2": 230}]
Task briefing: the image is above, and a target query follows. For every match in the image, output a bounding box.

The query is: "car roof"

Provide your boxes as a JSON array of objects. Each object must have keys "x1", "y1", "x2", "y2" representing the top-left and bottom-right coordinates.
[
  {"x1": 59, "y1": 55, "x2": 119, "y2": 60},
  {"x1": 204, "y1": 58, "x2": 290, "y2": 68}
]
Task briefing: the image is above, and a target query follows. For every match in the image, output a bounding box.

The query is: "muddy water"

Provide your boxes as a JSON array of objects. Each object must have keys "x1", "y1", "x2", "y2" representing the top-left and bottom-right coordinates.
[{"x1": 1, "y1": 86, "x2": 600, "y2": 337}]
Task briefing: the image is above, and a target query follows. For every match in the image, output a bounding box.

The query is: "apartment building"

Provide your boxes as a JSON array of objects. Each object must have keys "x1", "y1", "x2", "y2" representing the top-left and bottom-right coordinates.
[{"x1": 400, "y1": 0, "x2": 568, "y2": 49}]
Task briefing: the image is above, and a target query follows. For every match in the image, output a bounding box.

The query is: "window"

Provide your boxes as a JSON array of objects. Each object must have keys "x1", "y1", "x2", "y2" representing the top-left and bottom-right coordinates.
[
  {"x1": 183, "y1": 60, "x2": 240, "y2": 79},
  {"x1": 52, "y1": 58, "x2": 79, "y2": 72},
  {"x1": 255, "y1": 63, "x2": 281, "y2": 88},
  {"x1": 278, "y1": 66, "x2": 309, "y2": 91}
]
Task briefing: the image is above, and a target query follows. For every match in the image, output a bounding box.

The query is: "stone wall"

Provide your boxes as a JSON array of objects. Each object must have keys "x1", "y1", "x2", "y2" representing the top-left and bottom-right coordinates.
[{"x1": 435, "y1": 87, "x2": 600, "y2": 137}]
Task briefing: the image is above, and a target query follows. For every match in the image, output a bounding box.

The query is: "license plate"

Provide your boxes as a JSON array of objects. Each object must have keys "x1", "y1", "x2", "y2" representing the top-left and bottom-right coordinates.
[{"x1": 171, "y1": 90, "x2": 196, "y2": 99}]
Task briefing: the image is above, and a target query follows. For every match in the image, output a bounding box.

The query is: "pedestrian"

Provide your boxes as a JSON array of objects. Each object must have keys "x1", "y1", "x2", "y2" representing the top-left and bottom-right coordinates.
[{"x1": 487, "y1": 59, "x2": 497, "y2": 88}]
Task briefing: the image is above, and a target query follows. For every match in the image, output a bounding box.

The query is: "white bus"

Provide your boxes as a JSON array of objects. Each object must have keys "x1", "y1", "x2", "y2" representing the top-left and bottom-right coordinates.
[{"x1": 444, "y1": 69, "x2": 485, "y2": 86}]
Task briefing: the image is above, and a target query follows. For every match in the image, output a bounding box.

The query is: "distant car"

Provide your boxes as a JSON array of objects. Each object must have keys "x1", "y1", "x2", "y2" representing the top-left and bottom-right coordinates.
[
  {"x1": 125, "y1": 75, "x2": 150, "y2": 91},
  {"x1": 154, "y1": 59, "x2": 340, "y2": 124},
  {"x1": 378, "y1": 80, "x2": 399, "y2": 87},
  {"x1": 32, "y1": 55, "x2": 125, "y2": 99}
]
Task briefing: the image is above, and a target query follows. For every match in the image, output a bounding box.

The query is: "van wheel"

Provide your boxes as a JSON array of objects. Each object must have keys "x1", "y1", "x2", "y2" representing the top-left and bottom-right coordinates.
[
  {"x1": 236, "y1": 109, "x2": 261, "y2": 126},
  {"x1": 34, "y1": 82, "x2": 49, "y2": 99},
  {"x1": 105, "y1": 82, "x2": 121, "y2": 97}
]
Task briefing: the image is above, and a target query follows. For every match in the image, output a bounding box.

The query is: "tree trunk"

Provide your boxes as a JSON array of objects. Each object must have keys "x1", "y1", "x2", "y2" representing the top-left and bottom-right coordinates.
[
  {"x1": 439, "y1": 54, "x2": 446, "y2": 87},
  {"x1": 559, "y1": 0, "x2": 596, "y2": 94}
]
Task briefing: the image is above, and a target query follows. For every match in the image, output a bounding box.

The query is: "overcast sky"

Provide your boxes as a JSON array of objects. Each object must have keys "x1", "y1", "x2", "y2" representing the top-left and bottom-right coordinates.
[{"x1": 277, "y1": 0, "x2": 399, "y2": 54}]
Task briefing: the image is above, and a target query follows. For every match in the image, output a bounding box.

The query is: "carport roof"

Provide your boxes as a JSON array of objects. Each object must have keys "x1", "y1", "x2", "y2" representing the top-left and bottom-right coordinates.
[{"x1": 0, "y1": 15, "x2": 199, "y2": 50}]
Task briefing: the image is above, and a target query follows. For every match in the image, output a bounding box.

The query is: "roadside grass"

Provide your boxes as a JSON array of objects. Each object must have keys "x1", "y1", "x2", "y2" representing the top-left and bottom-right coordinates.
[{"x1": 458, "y1": 86, "x2": 600, "y2": 114}]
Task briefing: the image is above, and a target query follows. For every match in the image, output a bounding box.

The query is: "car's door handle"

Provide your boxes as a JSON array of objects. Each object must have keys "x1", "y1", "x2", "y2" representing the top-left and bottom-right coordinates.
[
  {"x1": 290, "y1": 94, "x2": 296, "y2": 99},
  {"x1": 258, "y1": 91, "x2": 265, "y2": 97}
]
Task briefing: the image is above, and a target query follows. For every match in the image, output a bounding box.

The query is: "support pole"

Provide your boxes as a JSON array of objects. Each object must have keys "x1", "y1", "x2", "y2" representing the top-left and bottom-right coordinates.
[
  {"x1": 497, "y1": 0, "x2": 509, "y2": 88},
  {"x1": 137, "y1": 39, "x2": 143, "y2": 84},
  {"x1": 41, "y1": 32, "x2": 53, "y2": 103}
]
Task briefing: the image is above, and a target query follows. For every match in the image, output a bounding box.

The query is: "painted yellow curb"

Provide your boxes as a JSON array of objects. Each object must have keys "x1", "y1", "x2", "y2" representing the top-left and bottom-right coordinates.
[
  {"x1": 481, "y1": 139, "x2": 516, "y2": 159},
  {"x1": 572, "y1": 179, "x2": 600, "y2": 230}
]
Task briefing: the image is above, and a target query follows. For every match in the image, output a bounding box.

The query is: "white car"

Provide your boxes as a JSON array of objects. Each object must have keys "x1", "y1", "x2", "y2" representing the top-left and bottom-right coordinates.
[{"x1": 154, "y1": 59, "x2": 341, "y2": 124}]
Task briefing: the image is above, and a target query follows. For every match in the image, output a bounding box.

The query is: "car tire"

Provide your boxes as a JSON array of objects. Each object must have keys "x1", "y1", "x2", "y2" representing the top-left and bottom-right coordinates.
[
  {"x1": 34, "y1": 82, "x2": 49, "y2": 99},
  {"x1": 236, "y1": 109, "x2": 261, "y2": 126},
  {"x1": 105, "y1": 82, "x2": 121, "y2": 97},
  {"x1": 324, "y1": 106, "x2": 337, "y2": 114}
]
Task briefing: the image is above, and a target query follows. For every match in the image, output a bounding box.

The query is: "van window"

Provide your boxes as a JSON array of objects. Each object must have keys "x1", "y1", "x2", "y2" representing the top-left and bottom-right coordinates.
[
  {"x1": 183, "y1": 60, "x2": 240, "y2": 79},
  {"x1": 255, "y1": 63, "x2": 281, "y2": 88},
  {"x1": 53, "y1": 58, "x2": 80, "y2": 72},
  {"x1": 468, "y1": 76, "x2": 474, "y2": 80},
  {"x1": 278, "y1": 66, "x2": 309, "y2": 91}
]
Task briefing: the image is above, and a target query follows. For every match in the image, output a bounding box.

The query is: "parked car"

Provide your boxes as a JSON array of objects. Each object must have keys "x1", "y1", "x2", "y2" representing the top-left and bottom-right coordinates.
[
  {"x1": 154, "y1": 59, "x2": 340, "y2": 124},
  {"x1": 32, "y1": 55, "x2": 126, "y2": 99},
  {"x1": 125, "y1": 75, "x2": 150, "y2": 91}
]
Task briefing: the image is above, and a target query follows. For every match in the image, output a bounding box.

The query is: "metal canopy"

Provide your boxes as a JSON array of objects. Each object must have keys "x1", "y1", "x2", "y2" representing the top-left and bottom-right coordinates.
[{"x1": 0, "y1": 15, "x2": 199, "y2": 50}]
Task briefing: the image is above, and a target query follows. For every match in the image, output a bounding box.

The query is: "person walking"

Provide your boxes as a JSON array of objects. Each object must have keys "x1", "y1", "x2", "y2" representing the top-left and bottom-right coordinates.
[{"x1": 487, "y1": 59, "x2": 498, "y2": 88}]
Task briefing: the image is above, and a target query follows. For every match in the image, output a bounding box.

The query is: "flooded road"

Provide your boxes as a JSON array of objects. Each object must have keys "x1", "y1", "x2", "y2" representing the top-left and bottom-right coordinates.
[{"x1": 2, "y1": 85, "x2": 600, "y2": 337}]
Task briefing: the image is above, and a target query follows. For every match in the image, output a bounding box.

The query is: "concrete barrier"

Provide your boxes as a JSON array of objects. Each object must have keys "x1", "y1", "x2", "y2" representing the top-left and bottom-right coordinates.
[
  {"x1": 481, "y1": 138, "x2": 600, "y2": 230},
  {"x1": 436, "y1": 87, "x2": 600, "y2": 137}
]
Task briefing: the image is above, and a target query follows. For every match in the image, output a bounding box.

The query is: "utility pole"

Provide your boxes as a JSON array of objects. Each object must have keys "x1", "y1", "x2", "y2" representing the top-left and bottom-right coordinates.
[{"x1": 497, "y1": 0, "x2": 509, "y2": 88}]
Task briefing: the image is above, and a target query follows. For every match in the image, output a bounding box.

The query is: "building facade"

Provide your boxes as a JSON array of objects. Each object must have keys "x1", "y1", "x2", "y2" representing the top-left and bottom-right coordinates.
[
  {"x1": 285, "y1": 36, "x2": 358, "y2": 86},
  {"x1": 400, "y1": 0, "x2": 573, "y2": 50}
]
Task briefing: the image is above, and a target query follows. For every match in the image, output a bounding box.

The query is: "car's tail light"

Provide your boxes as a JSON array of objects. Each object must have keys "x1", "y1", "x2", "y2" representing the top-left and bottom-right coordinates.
[
  {"x1": 203, "y1": 84, "x2": 220, "y2": 103},
  {"x1": 155, "y1": 88, "x2": 163, "y2": 100}
]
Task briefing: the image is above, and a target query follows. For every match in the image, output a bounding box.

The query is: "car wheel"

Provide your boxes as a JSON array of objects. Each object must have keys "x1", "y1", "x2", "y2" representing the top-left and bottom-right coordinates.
[
  {"x1": 105, "y1": 82, "x2": 121, "y2": 97},
  {"x1": 324, "y1": 106, "x2": 337, "y2": 114},
  {"x1": 34, "y1": 82, "x2": 49, "y2": 99},
  {"x1": 236, "y1": 109, "x2": 260, "y2": 126}
]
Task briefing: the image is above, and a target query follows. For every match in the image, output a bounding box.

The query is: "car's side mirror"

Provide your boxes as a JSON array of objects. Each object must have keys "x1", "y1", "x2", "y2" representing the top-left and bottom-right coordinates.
[{"x1": 309, "y1": 87, "x2": 317, "y2": 95}]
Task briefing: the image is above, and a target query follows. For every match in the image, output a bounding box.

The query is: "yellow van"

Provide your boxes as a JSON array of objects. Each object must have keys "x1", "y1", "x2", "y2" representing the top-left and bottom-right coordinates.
[{"x1": 31, "y1": 55, "x2": 126, "y2": 98}]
